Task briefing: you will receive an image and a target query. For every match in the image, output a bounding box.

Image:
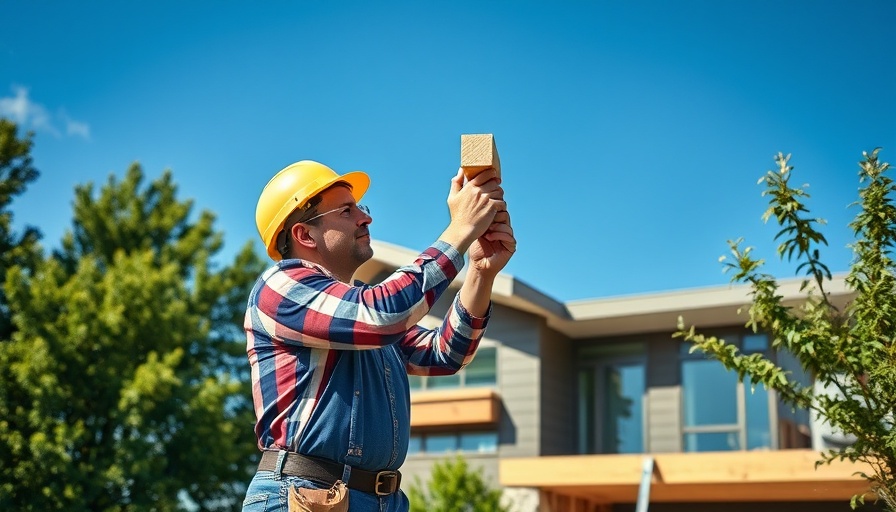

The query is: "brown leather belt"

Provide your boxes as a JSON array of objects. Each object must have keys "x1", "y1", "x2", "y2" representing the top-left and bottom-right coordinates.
[{"x1": 258, "y1": 450, "x2": 401, "y2": 496}]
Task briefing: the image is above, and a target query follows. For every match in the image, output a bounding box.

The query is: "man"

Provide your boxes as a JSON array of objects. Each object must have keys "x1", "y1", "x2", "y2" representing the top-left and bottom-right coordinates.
[{"x1": 242, "y1": 160, "x2": 515, "y2": 511}]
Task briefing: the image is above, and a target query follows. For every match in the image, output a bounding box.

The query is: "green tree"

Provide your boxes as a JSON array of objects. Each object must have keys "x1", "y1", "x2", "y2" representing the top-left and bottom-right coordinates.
[
  {"x1": 0, "y1": 162, "x2": 266, "y2": 511},
  {"x1": 0, "y1": 119, "x2": 41, "y2": 339},
  {"x1": 676, "y1": 149, "x2": 896, "y2": 510},
  {"x1": 407, "y1": 455, "x2": 508, "y2": 512}
]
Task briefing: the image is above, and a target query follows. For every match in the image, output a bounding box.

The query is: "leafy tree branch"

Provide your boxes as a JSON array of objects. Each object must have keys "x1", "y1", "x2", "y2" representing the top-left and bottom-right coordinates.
[{"x1": 676, "y1": 149, "x2": 896, "y2": 510}]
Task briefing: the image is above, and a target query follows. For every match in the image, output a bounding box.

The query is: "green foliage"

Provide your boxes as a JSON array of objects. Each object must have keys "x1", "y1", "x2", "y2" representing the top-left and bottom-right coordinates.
[
  {"x1": 0, "y1": 119, "x2": 41, "y2": 339},
  {"x1": 0, "y1": 155, "x2": 266, "y2": 510},
  {"x1": 676, "y1": 149, "x2": 896, "y2": 510},
  {"x1": 407, "y1": 455, "x2": 507, "y2": 512}
]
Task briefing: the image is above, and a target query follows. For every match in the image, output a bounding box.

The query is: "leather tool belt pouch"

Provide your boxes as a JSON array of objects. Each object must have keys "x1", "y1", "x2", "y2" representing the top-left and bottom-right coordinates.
[{"x1": 288, "y1": 480, "x2": 349, "y2": 512}]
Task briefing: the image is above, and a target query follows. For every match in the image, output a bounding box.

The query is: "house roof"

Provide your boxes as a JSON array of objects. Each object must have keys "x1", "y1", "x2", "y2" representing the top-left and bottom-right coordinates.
[{"x1": 355, "y1": 239, "x2": 854, "y2": 339}]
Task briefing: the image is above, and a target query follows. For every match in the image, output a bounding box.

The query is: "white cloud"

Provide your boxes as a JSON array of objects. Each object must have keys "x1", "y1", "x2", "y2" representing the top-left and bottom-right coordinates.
[
  {"x1": 0, "y1": 86, "x2": 53, "y2": 133},
  {"x1": 61, "y1": 111, "x2": 91, "y2": 139},
  {"x1": 66, "y1": 119, "x2": 91, "y2": 139},
  {"x1": 0, "y1": 85, "x2": 90, "y2": 140},
  {"x1": 0, "y1": 86, "x2": 28, "y2": 120}
]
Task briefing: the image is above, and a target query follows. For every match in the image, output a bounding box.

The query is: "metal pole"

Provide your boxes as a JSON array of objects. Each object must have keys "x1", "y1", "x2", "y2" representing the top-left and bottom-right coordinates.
[{"x1": 635, "y1": 456, "x2": 654, "y2": 512}]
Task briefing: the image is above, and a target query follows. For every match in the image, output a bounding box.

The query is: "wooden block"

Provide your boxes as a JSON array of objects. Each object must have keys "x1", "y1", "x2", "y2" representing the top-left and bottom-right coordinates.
[{"x1": 460, "y1": 133, "x2": 501, "y2": 180}]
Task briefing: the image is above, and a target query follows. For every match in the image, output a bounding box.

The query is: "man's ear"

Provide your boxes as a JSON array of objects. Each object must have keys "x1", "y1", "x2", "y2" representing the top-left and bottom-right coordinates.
[{"x1": 291, "y1": 223, "x2": 317, "y2": 250}]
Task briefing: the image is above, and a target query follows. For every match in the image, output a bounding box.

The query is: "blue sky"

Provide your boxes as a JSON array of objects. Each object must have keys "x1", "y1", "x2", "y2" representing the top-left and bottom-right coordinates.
[{"x1": 3, "y1": 1, "x2": 894, "y2": 302}]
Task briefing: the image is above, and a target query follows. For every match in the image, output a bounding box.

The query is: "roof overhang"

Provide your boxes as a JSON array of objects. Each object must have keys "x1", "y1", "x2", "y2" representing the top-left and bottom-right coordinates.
[
  {"x1": 356, "y1": 240, "x2": 854, "y2": 339},
  {"x1": 560, "y1": 276, "x2": 853, "y2": 338}
]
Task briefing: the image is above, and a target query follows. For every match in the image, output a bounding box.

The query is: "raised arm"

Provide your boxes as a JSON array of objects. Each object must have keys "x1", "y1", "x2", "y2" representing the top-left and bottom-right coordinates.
[
  {"x1": 246, "y1": 168, "x2": 506, "y2": 350},
  {"x1": 398, "y1": 180, "x2": 517, "y2": 375}
]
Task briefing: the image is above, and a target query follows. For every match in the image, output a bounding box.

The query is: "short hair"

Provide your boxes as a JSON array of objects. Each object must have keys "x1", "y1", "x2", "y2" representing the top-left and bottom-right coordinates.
[{"x1": 276, "y1": 181, "x2": 353, "y2": 258}]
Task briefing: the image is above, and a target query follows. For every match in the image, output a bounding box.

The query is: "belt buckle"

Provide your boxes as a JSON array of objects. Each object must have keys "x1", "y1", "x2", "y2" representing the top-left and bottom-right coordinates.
[{"x1": 374, "y1": 470, "x2": 398, "y2": 496}]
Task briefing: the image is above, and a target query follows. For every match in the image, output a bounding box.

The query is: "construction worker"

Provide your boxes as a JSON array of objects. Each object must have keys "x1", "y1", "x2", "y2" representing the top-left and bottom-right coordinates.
[{"x1": 242, "y1": 160, "x2": 515, "y2": 512}]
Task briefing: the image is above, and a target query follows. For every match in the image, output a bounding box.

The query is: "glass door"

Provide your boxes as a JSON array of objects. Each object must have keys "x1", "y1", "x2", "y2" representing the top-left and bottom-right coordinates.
[{"x1": 579, "y1": 358, "x2": 645, "y2": 454}]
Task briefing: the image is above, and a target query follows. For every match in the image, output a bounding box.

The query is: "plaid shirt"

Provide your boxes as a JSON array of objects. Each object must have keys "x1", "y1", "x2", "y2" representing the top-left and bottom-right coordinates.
[{"x1": 244, "y1": 241, "x2": 489, "y2": 471}]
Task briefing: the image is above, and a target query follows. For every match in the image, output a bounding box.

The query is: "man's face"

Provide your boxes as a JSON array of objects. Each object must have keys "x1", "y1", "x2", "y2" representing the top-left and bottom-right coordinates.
[{"x1": 308, "y1": 185, "x2": 374, "y2": 276}]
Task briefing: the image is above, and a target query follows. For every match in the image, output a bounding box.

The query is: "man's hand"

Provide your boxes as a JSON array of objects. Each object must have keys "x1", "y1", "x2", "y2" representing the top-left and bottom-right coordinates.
[
  {"x1": 440, "y1": 168, "x2": 505, "y2": 253},
  {"x1": 453, "y1": 173, "x2": 515, "y2": 318},
  {"x1": 469, "y1": 210, "x2": 516, "y2": 278}
]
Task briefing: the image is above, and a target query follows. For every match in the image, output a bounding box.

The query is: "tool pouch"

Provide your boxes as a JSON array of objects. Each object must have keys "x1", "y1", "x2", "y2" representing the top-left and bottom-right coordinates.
[{"x1": 288, "y1": 480, "x2": 349, "y2": 512}]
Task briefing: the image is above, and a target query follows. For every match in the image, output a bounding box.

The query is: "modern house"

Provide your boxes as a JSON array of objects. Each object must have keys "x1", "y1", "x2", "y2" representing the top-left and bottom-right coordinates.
[{"x1": 355, "y1": 240, "x2": 877, "y2": 512}]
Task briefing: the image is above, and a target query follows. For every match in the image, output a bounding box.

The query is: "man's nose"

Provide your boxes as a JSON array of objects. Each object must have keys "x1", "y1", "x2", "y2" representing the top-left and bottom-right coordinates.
[{"x1": 357, "y1": 209, "x2": 372, "y2": 225}]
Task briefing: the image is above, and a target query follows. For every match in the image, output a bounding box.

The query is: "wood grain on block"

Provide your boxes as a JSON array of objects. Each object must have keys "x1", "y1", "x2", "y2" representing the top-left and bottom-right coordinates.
[{"x1": 460, "y1": 134, "x2": 501, "y2": 179}]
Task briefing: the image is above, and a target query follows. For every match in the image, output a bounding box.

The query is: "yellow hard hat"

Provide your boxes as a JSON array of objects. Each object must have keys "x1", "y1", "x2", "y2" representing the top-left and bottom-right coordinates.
[{"x1": 255, "y1": 160, "x2": 370, "y2": 260}]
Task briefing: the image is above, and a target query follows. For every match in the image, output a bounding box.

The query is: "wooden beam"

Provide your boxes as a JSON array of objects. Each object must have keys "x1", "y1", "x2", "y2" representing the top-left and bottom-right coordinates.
[
  {"x1": 539, "y1": 490, "x2": 555, "y2": 512},
  {"x1": 500, "y1": 450, "x2": 876, "y2": 504},
  {"x1": 461, "y1": 133, "x2": 501, "y2": 180},
  {"x1": 410, "y1": 388, "x2": 500, "y2": 428}
]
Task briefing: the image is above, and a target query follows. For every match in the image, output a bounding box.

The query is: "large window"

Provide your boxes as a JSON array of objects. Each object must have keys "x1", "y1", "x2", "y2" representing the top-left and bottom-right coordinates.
[
  {"x1": 681, "y1": 333, "x2": 775, "y2": 451},
  {"x1": 577, "y1": 343, "x2": 646, "y2": 454},
  {"x1": 407, "y1": 431, "x2": 498, "y2": 455},
  {"x1": 408, "y1": 346, "x2": 497, "y2": 391}
]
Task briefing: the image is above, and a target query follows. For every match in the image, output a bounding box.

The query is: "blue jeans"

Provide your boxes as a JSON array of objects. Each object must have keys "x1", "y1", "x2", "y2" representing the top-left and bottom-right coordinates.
[{"x1": 241, "y1": 470, "x2": 409, "y2": 512}]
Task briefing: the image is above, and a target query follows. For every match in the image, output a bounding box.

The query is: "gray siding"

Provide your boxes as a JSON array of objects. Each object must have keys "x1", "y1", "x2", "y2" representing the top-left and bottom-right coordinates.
[
  {"x1": 646, "y1": 386, "x2": 682, "y2": 453},
  {"x1": 646, "y1": 332, "x2": 680, "y2": 387},
  {"x1": 645, "y1": 333, "x2": 683, "y2": 453},
  {"x1": 539, "y1": 325, "x2": 576, "y2": 455},
  {"x1": 490, "y1": 303, "x2": 542, "y2": 458}
]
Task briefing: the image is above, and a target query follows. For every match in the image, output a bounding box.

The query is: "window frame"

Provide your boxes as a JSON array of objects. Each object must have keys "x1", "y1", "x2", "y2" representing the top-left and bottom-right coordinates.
[
  {"x1": 406, "y1": 430, "x2": 499, "y2": 456},
  {"x1": 409, "y1": 343, "x2": 498, "y2": 391},
  {"x1": 679, "y1": 332, "x2": 778, "y2": 452}
]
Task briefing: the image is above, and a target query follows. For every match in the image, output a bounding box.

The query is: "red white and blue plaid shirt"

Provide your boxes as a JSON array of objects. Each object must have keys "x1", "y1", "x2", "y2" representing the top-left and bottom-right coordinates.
[{"x1": 244, "y1": 241, "x2": 489, "y2": 471}]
